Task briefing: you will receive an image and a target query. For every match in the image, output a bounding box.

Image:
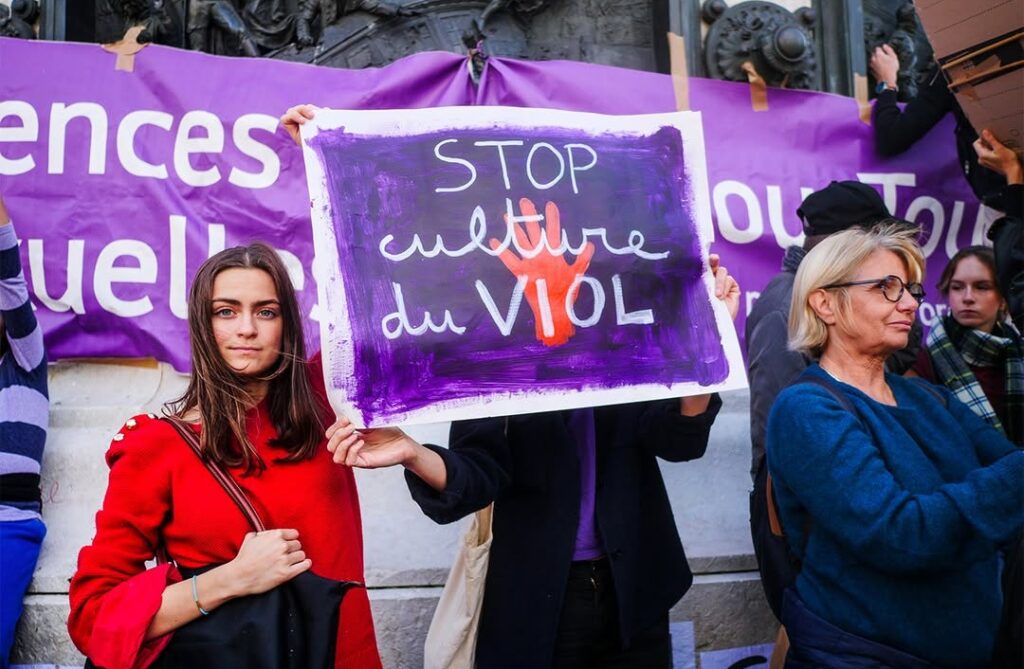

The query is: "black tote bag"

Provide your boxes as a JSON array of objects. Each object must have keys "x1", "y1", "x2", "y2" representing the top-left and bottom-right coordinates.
[
  {"x1": 149, "y1": 563, "x2": 354, "y2": 669},
  {"x1": 86, "y1": 416, "x2": 361, "y2": 669}
]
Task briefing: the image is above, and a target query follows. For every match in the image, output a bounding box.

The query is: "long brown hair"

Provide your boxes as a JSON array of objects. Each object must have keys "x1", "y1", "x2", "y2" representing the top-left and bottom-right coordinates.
[{"x1": 167, "y1": 243, "x2": 324, "y2": 473}]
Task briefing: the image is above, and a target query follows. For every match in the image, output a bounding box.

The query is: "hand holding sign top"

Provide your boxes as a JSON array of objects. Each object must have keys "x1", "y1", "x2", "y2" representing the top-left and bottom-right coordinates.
[
  {"x1": 709, "y1": 252, "x2": 740, "y2": 321},
  {"x1": 325, "y1": 416, "x2": 449, "y2": 490},
  {"x1": 489, "y1": 198, "x2": 596, "y2": 347},
  {"x1": 326, "y1": 415, "x2": 410, "y2": 468}
]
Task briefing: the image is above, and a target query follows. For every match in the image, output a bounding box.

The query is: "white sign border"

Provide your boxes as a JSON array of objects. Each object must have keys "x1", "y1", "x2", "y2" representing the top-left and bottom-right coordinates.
[{"x1": 301, "y1": 105, "x2": 747, "y2": 427}]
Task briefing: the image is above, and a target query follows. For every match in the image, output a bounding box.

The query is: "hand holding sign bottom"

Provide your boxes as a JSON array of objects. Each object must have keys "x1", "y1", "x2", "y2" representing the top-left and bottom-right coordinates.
[{"x1": 489, "y1": 197, "x2": 596, "y2": 347}]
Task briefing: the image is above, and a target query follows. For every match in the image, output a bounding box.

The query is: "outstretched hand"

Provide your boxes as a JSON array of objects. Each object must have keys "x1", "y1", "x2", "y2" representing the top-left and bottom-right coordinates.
[
  {"x1": 325, "y1": 415, "x2": 413, "y2": 468},
  {"x1": 280, "y1": 104, "x2": 317, "y2": 146},
  {"x1": 489, "y1": 197, "x2": 595, "y2": 347}
]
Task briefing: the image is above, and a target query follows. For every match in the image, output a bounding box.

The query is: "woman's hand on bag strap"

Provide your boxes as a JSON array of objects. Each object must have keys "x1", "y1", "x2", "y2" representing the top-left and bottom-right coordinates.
[
  {"x1": 223, "y1": 528, "x2": 312, "y2": 596},
  {"x1": 143, "y1": 529, "x2": 309, "y2": 641}
]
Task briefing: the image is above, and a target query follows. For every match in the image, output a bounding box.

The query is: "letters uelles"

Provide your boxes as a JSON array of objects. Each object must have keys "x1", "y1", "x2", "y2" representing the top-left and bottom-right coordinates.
[{"x1": 377, "y1": 138, "x2": 668, "y2": 347}]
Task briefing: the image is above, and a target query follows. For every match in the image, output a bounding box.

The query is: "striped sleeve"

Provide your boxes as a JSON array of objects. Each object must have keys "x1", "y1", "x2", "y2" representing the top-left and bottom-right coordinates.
[{"x1": 0, "y1": 223, "x2": 44, "y2": 372}]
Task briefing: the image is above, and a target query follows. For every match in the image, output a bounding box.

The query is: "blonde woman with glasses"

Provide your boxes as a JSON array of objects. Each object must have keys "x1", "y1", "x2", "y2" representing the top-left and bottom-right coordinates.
[{"x1": 765, "y1": 222, "x2": 1024, "y2": 668}]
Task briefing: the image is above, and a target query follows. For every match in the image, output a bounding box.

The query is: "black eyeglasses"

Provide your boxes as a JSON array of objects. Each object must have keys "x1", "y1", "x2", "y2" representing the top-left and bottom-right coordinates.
[{"x1": 820, "y1": 275, "x2": 926, "y2": 303}]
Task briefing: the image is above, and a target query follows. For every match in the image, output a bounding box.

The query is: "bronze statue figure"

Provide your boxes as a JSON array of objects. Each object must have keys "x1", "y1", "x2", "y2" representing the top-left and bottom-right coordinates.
[
  {"x1": 1, "y1": 0, "x2": 39, "y2": 39},
  {"x1": 240, "y1": 0, "x2": 301, "y2": 51},
  {"x1": 295, "y1": 0, "x2": 416, "y2": 46},
  {"x1": 188, "y1": 0, "x2": 261, "y2": 55},
  {"x1": 477, "y1": 0, "x2": 552, "y2": 29}
]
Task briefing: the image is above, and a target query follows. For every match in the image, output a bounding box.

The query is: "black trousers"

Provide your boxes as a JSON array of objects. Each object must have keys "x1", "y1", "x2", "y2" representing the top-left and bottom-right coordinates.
[{"x1": 550, "y1": 558, "x2": 672, "y2": 669}]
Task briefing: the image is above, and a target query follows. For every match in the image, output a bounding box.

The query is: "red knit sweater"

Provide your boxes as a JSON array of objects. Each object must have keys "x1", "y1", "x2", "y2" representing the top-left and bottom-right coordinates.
[{"x1": 68, "y1": 354, "x2": 382, "y2": 669}]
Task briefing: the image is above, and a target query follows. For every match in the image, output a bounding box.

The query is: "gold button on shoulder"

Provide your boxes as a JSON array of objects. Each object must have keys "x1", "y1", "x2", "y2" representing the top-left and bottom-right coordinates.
[
  {"x1": 125, "y1": 418, "x2": 137, "y2": 429},
  {"x1": 112, "y1": 432, "x2": 125, "y2": 442}
]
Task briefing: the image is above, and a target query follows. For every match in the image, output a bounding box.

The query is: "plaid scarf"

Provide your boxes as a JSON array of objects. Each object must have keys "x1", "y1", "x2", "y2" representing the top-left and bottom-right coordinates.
[{"x1": 926, "y1": 315, "x2": 1023, "y2": 445}]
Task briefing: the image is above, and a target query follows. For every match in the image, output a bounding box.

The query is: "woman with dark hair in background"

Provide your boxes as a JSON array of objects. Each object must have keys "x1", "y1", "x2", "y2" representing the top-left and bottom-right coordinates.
[
  {"x1": 911, "y1": 246, "x2": 1022, "y2": 447},
  {"x1": 68, "y1": 243, "x2": 382, "y2": 669}
]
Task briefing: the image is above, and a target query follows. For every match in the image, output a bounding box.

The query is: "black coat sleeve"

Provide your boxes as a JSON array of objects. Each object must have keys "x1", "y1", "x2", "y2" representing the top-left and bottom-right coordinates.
[
  {"x1": 404, "y1": 417, "x2": 511, "y2": 525},
  {"x1": 636, "y1": 394, "x2": 722, "y2": 462},
  {"x1": 872, "y1": 76, "x2": 954, "y2": 157}
]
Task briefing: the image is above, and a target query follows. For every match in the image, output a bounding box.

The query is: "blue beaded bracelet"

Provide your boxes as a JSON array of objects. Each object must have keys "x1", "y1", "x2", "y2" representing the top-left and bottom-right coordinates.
[{"x1": 191, "y1": 574, "x2": 210, "y2": 616}]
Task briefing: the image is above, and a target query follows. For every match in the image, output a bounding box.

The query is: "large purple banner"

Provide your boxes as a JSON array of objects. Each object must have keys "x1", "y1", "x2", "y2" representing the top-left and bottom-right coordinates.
[{"x1": 1, "y1": 38, "x2": 987, "y2": 371}]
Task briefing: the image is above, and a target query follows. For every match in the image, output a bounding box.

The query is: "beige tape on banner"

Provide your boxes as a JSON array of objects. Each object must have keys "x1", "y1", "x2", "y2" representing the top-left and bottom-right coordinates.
[
  {"x1": 102, "y1": 26, "x2": 147, "y2": 73},
  {"x1": 741, "y1": 61, "x2": 768, "y2": 112},
  {"x1": 62, "y1": 357, "x2": 161, "y2": 369},
  {"x1": 854, "y1": 73, "x2": 871, "y2": 125},
  {"x1": 667, "y1": 32, "x2": 690, "y2": 111}
]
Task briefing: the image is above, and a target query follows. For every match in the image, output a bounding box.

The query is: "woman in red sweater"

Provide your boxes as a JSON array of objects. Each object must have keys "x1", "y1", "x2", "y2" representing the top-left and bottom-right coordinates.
[{"x1": 68, "y1": 243, "x2": 382, "y2": 669}]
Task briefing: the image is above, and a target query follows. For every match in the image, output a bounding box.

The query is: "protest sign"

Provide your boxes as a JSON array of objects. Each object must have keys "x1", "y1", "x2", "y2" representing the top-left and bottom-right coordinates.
[{"x1": 301, "y1": 107, "x2": 745, "y2": 426}]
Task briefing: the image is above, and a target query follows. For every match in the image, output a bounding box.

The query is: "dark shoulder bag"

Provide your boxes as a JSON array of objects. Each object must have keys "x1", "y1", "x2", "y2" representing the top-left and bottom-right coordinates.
[{"x1": 87, "y1": 416, "x2": 361, "y2": 669}]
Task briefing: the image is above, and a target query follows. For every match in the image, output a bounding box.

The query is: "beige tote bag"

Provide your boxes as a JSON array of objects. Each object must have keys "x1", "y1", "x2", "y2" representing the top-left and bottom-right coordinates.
[{"x1": 424, "y1": 504, "x2": 494, "y2": 669}]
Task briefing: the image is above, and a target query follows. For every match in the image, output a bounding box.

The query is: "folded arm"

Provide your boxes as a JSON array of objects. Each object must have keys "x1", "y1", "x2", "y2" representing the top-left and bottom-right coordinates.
[{"x1": 767, "y1": 387, "x2": 1024, "y2": 574}]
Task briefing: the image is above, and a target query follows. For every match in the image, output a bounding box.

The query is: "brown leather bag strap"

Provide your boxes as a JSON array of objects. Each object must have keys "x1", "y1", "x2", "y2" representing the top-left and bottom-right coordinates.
[
  {"x1": 766, "y1": 472, "x2": 784, "y2": 538},
  {"x1": 163, "y1": 416, "x2": 267, "y2": 533}
]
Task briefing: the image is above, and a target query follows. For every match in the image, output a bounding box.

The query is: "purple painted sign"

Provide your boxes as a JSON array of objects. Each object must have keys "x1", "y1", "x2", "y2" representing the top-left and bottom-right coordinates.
[
  {"x1": 302, "y1": 108, "x2": 744, "y2": 426},
  {"x1": 0, "y1": 38, "x2": 988, "y2": 377}
]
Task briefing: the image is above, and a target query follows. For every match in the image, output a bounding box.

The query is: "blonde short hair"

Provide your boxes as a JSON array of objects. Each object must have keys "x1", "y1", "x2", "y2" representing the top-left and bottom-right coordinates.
[{"x1": 788, "y1": 221, "x2": 924, "y2": 357}]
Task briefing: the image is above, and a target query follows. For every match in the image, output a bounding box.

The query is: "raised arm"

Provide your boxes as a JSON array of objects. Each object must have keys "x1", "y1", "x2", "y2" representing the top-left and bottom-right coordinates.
[{"x1": 871, "y1": 66, "x2": 954, "y2": 156}]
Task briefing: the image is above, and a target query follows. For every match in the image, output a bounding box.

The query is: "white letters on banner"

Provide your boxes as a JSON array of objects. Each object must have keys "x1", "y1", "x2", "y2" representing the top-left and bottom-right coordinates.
[{"x1": 0, "y1": 101, "x2": 280, "y2": 188}]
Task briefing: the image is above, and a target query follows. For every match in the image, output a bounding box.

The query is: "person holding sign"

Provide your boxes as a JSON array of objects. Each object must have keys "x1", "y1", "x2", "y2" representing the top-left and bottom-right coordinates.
[
  {"x1": 323, "y1": 254, "x2": 739, "y2": 669},
  {"x1": 766, "y1": 223, "x2": 1024, "y2": 668},
  {"x1": 283, "y1": 102, "x2": 740, "y2": 668},
  {"x1": 68, "y1": 244, "x2": 382, "y2": 669}
]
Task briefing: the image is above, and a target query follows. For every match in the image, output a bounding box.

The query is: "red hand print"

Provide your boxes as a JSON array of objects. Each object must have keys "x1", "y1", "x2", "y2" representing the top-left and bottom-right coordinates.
[{"x1": 489, "y1": 198, "x2": 595, "y2": 347}]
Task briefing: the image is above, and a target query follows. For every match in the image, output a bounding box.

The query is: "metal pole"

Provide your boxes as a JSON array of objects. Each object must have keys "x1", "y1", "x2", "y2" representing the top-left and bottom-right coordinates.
[{"x1": 813, "y1": 0, "x2": 866, "y2": 97}]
